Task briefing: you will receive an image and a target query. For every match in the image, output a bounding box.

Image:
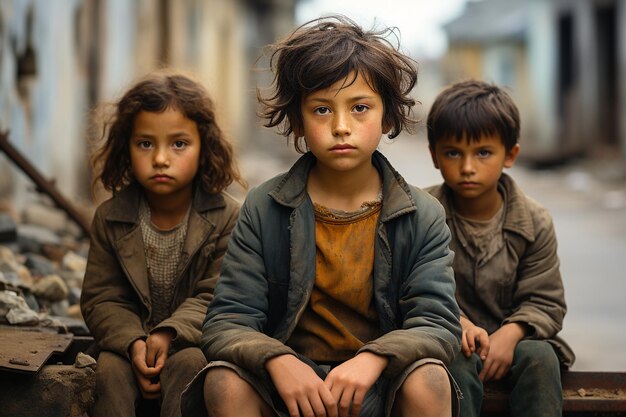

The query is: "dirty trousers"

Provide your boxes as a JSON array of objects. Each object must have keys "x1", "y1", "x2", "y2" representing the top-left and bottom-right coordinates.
[
  {"x1": 93, "y1": 347, "x2": 207, "y2": 417},
  {"x1": 449, "y1": 339, "x2": 563, "y2": 417}
]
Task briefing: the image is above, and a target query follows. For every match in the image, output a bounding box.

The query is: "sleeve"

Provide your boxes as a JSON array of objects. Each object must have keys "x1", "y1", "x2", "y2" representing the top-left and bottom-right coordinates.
[
  {"x1": 358, "y1": 196, "x2": 462, "y2": 377},
  {"x1": 153, "y1": 198, "x2": 241, "y2": 350},
  {"x1": 199, "y1": 195, "x2": 296, "y2": 377},
  {"x1": 502, "y1": 209, "x2": 566, "y2": 339},
  {"x1": 80, "y1": 209, "x2": 147, "y2": 358}
]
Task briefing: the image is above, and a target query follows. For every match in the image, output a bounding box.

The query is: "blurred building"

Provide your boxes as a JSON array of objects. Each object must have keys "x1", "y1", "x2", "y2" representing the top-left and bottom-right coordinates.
[
  {"x1": 441, "y1": 0, "x2": 626, "y2": 167},
  {"x1": 0, "y1": 0, "x2": 296, "y2": 212}
]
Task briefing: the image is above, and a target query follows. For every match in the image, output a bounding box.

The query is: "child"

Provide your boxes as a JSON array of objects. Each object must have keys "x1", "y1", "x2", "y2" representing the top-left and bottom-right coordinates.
[
  {"x1": 182, "y1": 16, "x2": 462, "y2": 417},
  {"x1": 426, "y1": 79, "x2": 576, "y2": 417},
  {"x1": 81, "y1": 71, "x2": 245, "y2": 417}
]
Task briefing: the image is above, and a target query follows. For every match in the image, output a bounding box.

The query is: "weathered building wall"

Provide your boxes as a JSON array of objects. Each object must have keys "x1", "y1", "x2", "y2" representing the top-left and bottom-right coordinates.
[{"x1": 0, "y1": 0, "x2": 296, "y2": 216}]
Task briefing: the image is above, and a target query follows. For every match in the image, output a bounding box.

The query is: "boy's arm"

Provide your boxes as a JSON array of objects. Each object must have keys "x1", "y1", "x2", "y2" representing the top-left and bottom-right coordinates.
[
  {"x1": 199, "y1": 196, "x2": 297, "y2": 377},
  {"x1": 503, "y1": 208, "x2": 566, "y2": 339},
  {"x1": 358, "y1": 196, "x2": 462, "y2": 377},
  {"x1": 152, "y1": 199, "x2": 240, "y2": 349}
]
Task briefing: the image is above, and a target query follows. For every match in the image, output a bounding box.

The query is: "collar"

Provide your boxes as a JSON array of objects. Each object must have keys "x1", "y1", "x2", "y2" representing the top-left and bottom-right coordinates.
[
  {"x1": 433, "y1": 173, "x2": 535, "y2": 242},
  {"x1": 105, "y1": 182, "x2": 226, "y2": 224},
  {"x1": 268, "y1": 150, "x2": 416, "y2": 222}
]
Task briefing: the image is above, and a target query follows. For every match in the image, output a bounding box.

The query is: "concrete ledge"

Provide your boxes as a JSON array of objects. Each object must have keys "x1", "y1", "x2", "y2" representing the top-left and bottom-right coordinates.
[{"x1": 0, "y1": 364, "x2": 95, "y2": 417}]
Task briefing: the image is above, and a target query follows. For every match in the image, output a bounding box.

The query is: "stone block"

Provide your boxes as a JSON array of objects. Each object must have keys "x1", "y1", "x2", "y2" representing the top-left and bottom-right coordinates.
[{"x1": 0, "y1": 364, "x2": 95, "y2": 417}]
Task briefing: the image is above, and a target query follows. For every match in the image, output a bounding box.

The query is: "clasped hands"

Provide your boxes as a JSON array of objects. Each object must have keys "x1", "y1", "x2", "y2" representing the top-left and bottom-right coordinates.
[
  {"x1": 266, "y1": 351, "x2": 388, "y2": 417},
  {"x1": 129, "y1": 328, "x2": 175, "y2": 399}
]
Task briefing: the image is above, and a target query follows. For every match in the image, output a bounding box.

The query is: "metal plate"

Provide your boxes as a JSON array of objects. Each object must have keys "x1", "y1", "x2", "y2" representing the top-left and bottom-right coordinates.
[{"x1": 0, "y1": 326, "x2": 73, "y2": 373}]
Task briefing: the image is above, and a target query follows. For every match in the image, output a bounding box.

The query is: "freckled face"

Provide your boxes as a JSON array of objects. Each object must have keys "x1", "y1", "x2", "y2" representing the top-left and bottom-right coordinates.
[
  {"x1": 430, "y1": 134, "x2": 519, "y2": 203},
  {"x1": 129, "y1": 107, "x2": 201, "y2": 202},
  {"x1": 300, "y1": 72, "x2": 385, "y2": 175}
]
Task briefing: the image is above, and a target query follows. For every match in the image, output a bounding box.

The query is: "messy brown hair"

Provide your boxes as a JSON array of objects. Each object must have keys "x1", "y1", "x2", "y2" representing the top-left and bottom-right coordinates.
[
  {"x1": 258, "y1": 15, "x2": 418, "y2": 153},
  {"x1": 427, "y1": 79, "x2": 520, "y2": 152},
  {"x1": 91, "y1": 71, "x2": 245, "y2": 195}
]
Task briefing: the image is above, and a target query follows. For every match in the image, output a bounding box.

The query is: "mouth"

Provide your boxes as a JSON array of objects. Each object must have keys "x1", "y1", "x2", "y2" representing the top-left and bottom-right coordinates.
[
  {"x1": 151, "y1": 174, "x2": 174, "y2": 182},
  {"x1": 458, "y1": 181, "x2": 479, "y2": 188},
  {"x1": 330, "y1": 144, "x2": 356, "y2": 152}
]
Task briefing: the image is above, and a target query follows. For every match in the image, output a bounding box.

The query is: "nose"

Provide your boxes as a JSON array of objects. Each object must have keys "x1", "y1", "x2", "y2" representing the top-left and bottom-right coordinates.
[
  {"x1": 332, "y1": 112, "x2": 351, "y2": 137},
  {"x1": 460, "y1": 156, "x2": 475, "y2": 175},
  {"x1": 153, "y1": 146, "x2": 170, "y2": 168}
]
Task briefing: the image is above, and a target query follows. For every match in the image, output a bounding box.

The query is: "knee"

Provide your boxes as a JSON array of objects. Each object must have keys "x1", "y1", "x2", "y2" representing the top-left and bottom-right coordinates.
[
  {"x1": 514, "y1": 340, "x2": 560, "y2": 375},
  {"x1": 402, "y1": 363, "x2": 451, "y2": 403},
  {"x1": 203, "y1": 367, "x2": 253, "y2": 410},
  {"x1": 95, "y1": 351, "x2": 133, "y2": 387},
  {"x1": 162, "y1": 347, "x2": 207, "y2": 378}
]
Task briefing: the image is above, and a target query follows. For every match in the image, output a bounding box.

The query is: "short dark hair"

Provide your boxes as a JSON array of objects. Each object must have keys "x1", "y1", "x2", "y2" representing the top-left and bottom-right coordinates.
[
  {"x1": 91, "y1": 70, "x2": 245, "y2": 195},
  {"x1": 427, "y1": 79, "x2": 520, "y2": 152},
  {"x1": 258, "y1": 15, "x2": 418, "y2": 153}
]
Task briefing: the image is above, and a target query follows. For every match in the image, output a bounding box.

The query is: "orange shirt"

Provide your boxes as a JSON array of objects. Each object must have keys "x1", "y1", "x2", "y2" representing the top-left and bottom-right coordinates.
[{"x1": 286, "y1": 202, "x2": 382, "y2": 362}]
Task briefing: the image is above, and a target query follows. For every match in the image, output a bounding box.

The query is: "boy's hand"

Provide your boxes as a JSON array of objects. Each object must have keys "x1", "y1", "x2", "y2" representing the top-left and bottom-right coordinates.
[
  {"x1": 460, "y1": 316, "x2": 490, "y2": 360},
  {"x1": 324, "y1": 352, "x2": 388, "y2": 417},
  {"x1": 266, "y1": 354, "x2": 338, "y2": 417},
  {"x1": 479, "y1": 323, "x2": 527, "y2": 382},
  {"x1": 129, "y1": 339, "x2": 162, "y2": 399}
]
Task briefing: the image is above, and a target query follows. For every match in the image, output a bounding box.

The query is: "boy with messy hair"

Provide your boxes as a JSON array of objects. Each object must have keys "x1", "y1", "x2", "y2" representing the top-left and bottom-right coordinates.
[
  {"x1": 182, "y1": 15, "x2": 461, "y2": 417},
  {"x1": 426, "y1": 79, "x2": 575, "y2": 417}
]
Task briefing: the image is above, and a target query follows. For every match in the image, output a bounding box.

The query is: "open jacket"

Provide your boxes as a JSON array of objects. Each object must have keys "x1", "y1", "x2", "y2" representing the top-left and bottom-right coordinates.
[
  {"x1": 427, "y1": 173, "x2": 575, "y2": 367},
  {"x1": 81, "y1": 183, "x2": 240, "y2": 358},
  {"x1": 200, "y1": 151, "x2": 461, "y2": 379}
]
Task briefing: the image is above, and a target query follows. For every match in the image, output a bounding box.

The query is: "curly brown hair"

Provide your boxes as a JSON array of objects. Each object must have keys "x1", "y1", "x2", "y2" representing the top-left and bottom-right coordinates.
[
  {"x1": 427, "y1": 79, "x2": 520, "y2": 152},
  {"x1": 91, "y1": 71, "x2": 245, "y2": 195},
  {"x1": 258, "y1": 15, "x2": 418, "y2": 153}
]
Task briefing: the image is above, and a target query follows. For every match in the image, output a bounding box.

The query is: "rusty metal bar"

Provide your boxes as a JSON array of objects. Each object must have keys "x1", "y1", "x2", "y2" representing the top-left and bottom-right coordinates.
[{"x1": 0, "y1": 130, "x2": 91, "y2": 237}]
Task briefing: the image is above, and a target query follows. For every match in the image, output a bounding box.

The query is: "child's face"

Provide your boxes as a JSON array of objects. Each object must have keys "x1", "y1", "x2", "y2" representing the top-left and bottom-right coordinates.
[
  {"x1": 129, "y1": 107, "x2": 201, "y2": 203},
  {"x1": 429, "y1": 133, "x2": 519, "y2": 204},
  {"x1": 299, "y1": 72, "x2": 385, "y2": 174}
]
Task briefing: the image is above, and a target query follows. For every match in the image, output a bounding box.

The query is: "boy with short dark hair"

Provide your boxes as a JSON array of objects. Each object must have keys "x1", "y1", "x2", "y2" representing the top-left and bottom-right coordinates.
[
  {"x1": 426, "y1": 79, "x2": 575, "y2": 417},
  {"x1": 181, "y1": 15, "x2": 462, "y2": 417}
]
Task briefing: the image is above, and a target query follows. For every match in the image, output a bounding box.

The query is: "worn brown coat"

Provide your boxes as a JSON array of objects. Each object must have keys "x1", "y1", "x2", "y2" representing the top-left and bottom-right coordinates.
[
  {"x1": 427, "y1": 174, "x2": 575, "y2": 367},
  {"x1": 80, "y1": 183, "x2": 239, "y2": 358}
]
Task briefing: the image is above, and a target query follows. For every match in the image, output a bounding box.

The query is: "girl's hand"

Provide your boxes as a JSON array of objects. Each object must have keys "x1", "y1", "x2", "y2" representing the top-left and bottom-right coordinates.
[
  {"x1": 479, "y1": 323, "x2": 527, "y2": 382},
  {"x1": 129, "y1": 339, "x2": 161, "y2": 399},
  {"x1": 266, "y1": 354, "x2": 338, "y2": 417},
  {"x1": 324, "y1": 352, "x2": 388, "y2": 417},
  {"x1": 460, "y1": 316, "x2": 490, "y2": 359},
  {"x1": 145, "y1": 328, "x2": 175, "y2": 369}
]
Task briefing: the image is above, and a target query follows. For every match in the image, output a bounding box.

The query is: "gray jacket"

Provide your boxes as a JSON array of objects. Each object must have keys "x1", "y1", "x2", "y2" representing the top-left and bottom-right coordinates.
[
  {"x1": 427, "y1": 173, "x2": 575, "y2": 367},
  {"x1": 200, "y1": 151, "x2": 461, "y2": 379}
]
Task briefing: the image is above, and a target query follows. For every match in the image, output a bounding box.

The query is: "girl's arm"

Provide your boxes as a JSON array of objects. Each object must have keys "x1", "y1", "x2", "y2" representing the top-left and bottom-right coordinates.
[{"x1": 80, "y1": 207, "x2": 147, "y2": 358}]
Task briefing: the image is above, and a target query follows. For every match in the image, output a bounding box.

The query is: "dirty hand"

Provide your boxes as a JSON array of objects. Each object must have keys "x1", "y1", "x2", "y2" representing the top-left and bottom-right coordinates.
[
  {"x1": 460, "y1": 316, "x2": 490, "y2": 359},
  {"x1": 129, "y1": 338, "x2": 162, "y2": 399},
  {"x1": 145, "y1": 328, "x2": 175, "y2": 369},
  {"x1": 266, "y1": 354, "x2": 338, "y2": 417},
  {"x1": 479, "y1": 323, "x2": 527, "y2": 382},
  {"x1": 324, "y1": 352, "x2": 388, "y2": 417}
]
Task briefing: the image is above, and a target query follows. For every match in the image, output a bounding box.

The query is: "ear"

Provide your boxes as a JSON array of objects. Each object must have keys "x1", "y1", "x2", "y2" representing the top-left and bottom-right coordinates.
[
  {"x1": 428, "y1": 145, "x2": 440, "y2": 169},
  {"x1": 504, "y1": 144, "x2": 520, "y2": 168}
]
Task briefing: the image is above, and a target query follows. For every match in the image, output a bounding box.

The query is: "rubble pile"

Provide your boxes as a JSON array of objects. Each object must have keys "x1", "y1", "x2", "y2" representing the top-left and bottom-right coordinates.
[{"x1": 0, "y1": 202, "x2": 90, "y2": 334}]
